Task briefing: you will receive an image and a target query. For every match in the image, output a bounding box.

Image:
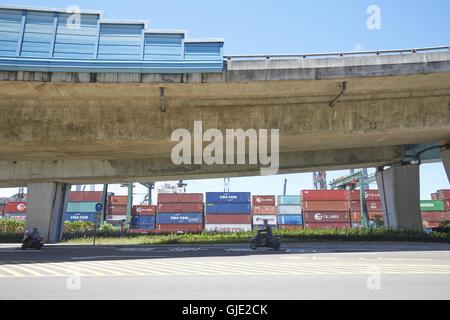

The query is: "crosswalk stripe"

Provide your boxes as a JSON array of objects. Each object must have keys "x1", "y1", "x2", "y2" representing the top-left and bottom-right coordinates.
[
  {"x1": 0, "y1": 259, "x2": 449, "y2": 277},
  {"x1": 80, "y1": 261, "x2": 148, "y2": 276}
]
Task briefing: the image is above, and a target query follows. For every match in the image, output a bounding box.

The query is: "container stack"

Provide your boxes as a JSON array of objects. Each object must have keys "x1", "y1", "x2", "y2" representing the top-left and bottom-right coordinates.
[
  {"x1": 205, "y1": 192, "x2": 252, "y2": 233},
  {"x1": 107, "y1": 195, "x2": 128, "y2": 224},
  {"x1": 156, "y1": 193, "x2": 204, "y2": 233},
  {"x1": 4, "y1": 201, "x2": 27, "y2": 220},
  {"x1": 348, "y1": 190, "x2": 383, "y2": 227},
  {"x1": 302, "y1": 190, "x2": 351, "y2": 229},
  {"x1": 131, "y1": 205, "x2": 157, "y2": 230},
  {"x1": 436, "y1": 189, "x2": 450, "y2": 220},
  {"x1": 64, "y1": 191, "x2": 103, "y2": 223},
  {"x1": 420, "y1": 200, "x2": 447, "y2": 229},
  {"x1": 277, "y1": 195, "x2": 302, "y2": 230},
  {"x1": 252, "y1": 195, "x2": 277, "y2": 230}
]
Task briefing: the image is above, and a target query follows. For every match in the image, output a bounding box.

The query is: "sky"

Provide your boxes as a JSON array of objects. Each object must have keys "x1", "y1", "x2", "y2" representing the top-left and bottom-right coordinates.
[{"x1": 1, "y1": 0, "x2": 449, "y2": 202}]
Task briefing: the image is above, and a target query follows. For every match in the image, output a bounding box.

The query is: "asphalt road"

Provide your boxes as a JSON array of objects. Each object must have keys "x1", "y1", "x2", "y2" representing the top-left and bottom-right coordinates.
[{"x1": 0, "y1": 242, "x2": 449, "y2": 300}]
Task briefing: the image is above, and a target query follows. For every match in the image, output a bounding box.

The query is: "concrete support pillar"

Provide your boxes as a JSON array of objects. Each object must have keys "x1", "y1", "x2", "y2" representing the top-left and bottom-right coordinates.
[
  {"x1": 376, "y1": 165, "x2": 422, "y2": 230},
  {"x1": 25, "y1": 182, "x2": 70, "y2": 243},
  {"x1": 441, "y1": 148, "x2": 450, "y2": 183}
]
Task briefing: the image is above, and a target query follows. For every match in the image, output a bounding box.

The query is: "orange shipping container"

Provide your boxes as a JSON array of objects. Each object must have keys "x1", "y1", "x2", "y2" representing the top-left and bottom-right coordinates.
[
  {"x1": 110, "y1": 196, "x2": 128, "y2": 205},
  {"x1": 252, "y1": 205, "x2": 277, "y2": 215},
  {"x1": 302, "y1": 201, "x2": 349, "y2": 212}
]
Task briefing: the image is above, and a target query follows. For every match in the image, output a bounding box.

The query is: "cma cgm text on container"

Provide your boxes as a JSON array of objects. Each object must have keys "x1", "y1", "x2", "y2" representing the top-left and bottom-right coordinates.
[{"x1": 206, "y1": 192, "x2": 251, "y2": 203}]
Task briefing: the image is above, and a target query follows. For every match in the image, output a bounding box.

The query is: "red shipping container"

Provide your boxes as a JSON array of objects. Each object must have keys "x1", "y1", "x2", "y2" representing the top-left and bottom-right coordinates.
[
  {"x1": 352, "y1": 211, "x2": 362, "y2": 223},
  {"x1": 69, "y1": 191, "x2": 103, "y2": 202},
  {"x1": 132, "y1": 205, "x2": 156, "y2": 216},
  {"x1": 304, "y1": 222, "x2": 351, "y2": 229},
  {"x1": 301, "y1": 190, "x2": 347, "y2": 201},
  {"x1": 108, "y1": 205, "x2": 127, "y2": 215},
  {"x1": 431, "y1": 193, "x2": 439, "y2": 200},
  {"x1": 157, "y1": 203, "x2": 203, "y2": 213},
  {"x1": 110, "y1": 196, "x2": 128, "y2": 205},
  {"x1": 302, "y1": 201, "x2": 349, "y2": 211},
  {"x1": 366, "y1": 200, "x2": 382, "y2": 211},
  {"x1": 350, "y1": 201, "x2": 361, "y2": 212},
  {"x1": 347, "y1": 190, "x2": 381, "y2": 201},
  {"x1": 156, "y1": 224, "x2": 203, "y2": 233},
  {"x1": 444, "y1": 200, "x2": 450, "y2": 210},
  {"x1": 252, "y1": 205, "x2": 277, "y2": 215},
  {"x1": 421, "y1": 212, "x2": 447, "y2": 222},
  {"x1": 437, "y1": 190, "x2": 450, "y2": 200},
  {"x1": 351, "y1": 212, "x2": 384, "y2": 222},
  {"x1": 279, "y1": 225, "x2": 303, "y2": 231},
  {"x1": 252, "y1": 195, "x2": 276, "y2": 206},
  {"x1": 423, "y1": 221, "x2": 441, "y2": 228},
  {"x1": 158, "y1": 193, "x2": 203, "y2": 204},
  {"x1": 5, "y1": 202, "x2": 27, "y2": 213},
  {"x1": 303, "y1": 211, "x2": 350, "y2": 223},
  {"x1": 206, "y1": 214, "x2": 251, "y2": 224}
]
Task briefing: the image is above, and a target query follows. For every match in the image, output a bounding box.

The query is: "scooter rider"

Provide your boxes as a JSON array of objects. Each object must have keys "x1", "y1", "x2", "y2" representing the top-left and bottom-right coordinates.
[
  {"x1": 256, "y1": 219, "x2": 272, "y2": 242},
  {"x1": 24, "y1": 228, "x2": 41, "y2": 243}
]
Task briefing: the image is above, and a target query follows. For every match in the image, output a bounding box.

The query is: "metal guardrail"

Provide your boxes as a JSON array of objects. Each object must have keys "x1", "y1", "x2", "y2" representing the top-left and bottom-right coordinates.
[{"x1": 224, "y1": 45, "x2": 450, "y2": 61}]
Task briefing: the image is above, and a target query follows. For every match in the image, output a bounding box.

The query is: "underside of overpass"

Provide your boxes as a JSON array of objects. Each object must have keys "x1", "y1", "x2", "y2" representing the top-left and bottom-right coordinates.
[{"x1": 1, "y1": 6, "x2": 450, "y2": 241}]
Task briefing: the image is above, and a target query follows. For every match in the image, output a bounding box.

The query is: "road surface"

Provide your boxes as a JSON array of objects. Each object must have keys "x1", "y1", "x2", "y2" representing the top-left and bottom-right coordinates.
[{"x1": 0, "y1": 242, "x2": 449, "y2": 300}]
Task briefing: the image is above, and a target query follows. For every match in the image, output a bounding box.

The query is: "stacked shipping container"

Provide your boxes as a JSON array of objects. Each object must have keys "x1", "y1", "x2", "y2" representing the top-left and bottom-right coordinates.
[
  {"x1": 156, "y1": 193, "x2": 204, "y2": 233},
  {"x1": 107, "y1": 195, "x2": 128, "y2": 223},
  {"x1": 4, "y1": 201, "x2": 27, "y2": 220},
  {"x1": 131, "y1": 205, "x2": 157, "y2": 230},
  {"x1": 302, "y1": 190, "x2": 351, "y2": 229},
  {"x1": 347, "y1": 190, "x2": 383, "y2": 227},
  {"x1": 420, "y1": 200, "x2": 447, "y2": 228},
  {"x1": 205, "y1": 192, "x2": 252, "y2": 232},
  {"x1": 65, "y1": 191, "x2": 103, "y2": 223},
  {"x1": 436, "y1": 190, "x2": 450, "y2": 223},
  {"x1": 277, "y1": 195, "x2": 303, "y2": 230},
  {"x1": 252, "y1": 195, "x2": 277, "y2": 230}
]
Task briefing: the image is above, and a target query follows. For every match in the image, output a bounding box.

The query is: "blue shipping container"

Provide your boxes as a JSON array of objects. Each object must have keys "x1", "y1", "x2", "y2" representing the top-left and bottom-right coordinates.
[
  {"x1": 278, "y1": 196, "x2": 301, "y2": 205},
  {"x1": 206, "y1": 203, "x2": 252, "y2": 214},
  {"x1": 131, "y1": 215, "x2": 155, "y2": 229},
  {"x1": 206, "y1": 192, "x2": 251, "y2": 203},
  {"x1": 278, "y1": 215, "x2": 303, "y2": 225},
  {"x1": 156, "y1": 213, "x2": 203, "y2": 224},
  {"x1": 64, "y1": 212, "x2": 96, "y2": 223}
]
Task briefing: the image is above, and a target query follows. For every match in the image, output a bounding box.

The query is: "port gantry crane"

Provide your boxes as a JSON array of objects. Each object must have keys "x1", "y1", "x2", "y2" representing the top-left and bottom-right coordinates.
[{"x1": 329, "y1": 170, "x2": 377, "y2": 227}]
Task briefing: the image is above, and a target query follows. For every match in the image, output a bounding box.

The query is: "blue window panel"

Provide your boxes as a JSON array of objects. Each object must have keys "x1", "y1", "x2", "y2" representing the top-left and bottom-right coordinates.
[
  {"x1": 20, "y1": 12, "x2": 54, "y2": 57},
  {"x1": 98, "y1": 23, "x2": 144, "y2": 60},
  {"x1": 54, "y1": 43, "x2": 95, "y2": 54},
  {"x1": 185, "y1": 42, "x2": 222, "y2": 61},
  {"x1": 51, "y1": 52, "x2": 94, "y2": 59},
  {"x1": 98, "y1": 44, "x2": 141, "y2": 55},
  {"x1": 54, "y1": 13, "x2": 99, "y2": 59},
  {"x1": 0, "y1": 9, "x2": 22, "y2": 57},
  {"x1": 144, "y1": 33, "x2": 183, "y2": 60}
]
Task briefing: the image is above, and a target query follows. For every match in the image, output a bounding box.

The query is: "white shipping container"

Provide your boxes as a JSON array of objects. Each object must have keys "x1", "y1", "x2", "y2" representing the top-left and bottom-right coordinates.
[
  {"x1": 205, "y1": 224, "x2": 252, "y2": 233},
  {"x1": 252, "y1": 215, "x2": 277, "y2": 226},
  {"x1": 278, "y1": 205, "x2": 301, "y2": 215},
  {"x1": 107, "y1": 215, "x2": 127, "y2": 221}
]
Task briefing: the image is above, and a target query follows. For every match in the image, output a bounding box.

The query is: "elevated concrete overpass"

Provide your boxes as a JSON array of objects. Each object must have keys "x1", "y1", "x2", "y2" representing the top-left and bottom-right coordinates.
[{"x1": 0, "y1": 5, "x2": 449, "y2": 241}]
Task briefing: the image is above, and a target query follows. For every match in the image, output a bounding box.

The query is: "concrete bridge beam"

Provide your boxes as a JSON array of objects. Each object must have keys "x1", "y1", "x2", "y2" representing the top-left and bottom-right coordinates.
[
  {"x1": 441, "y1": 147, "x2": 450, "y2": 183},
  {"x1": 25, "y1": 182, "x2": 70, "y2": 243},
  {"x1": 376, "y1": 165, "x2": 423, "y2": 230}
]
